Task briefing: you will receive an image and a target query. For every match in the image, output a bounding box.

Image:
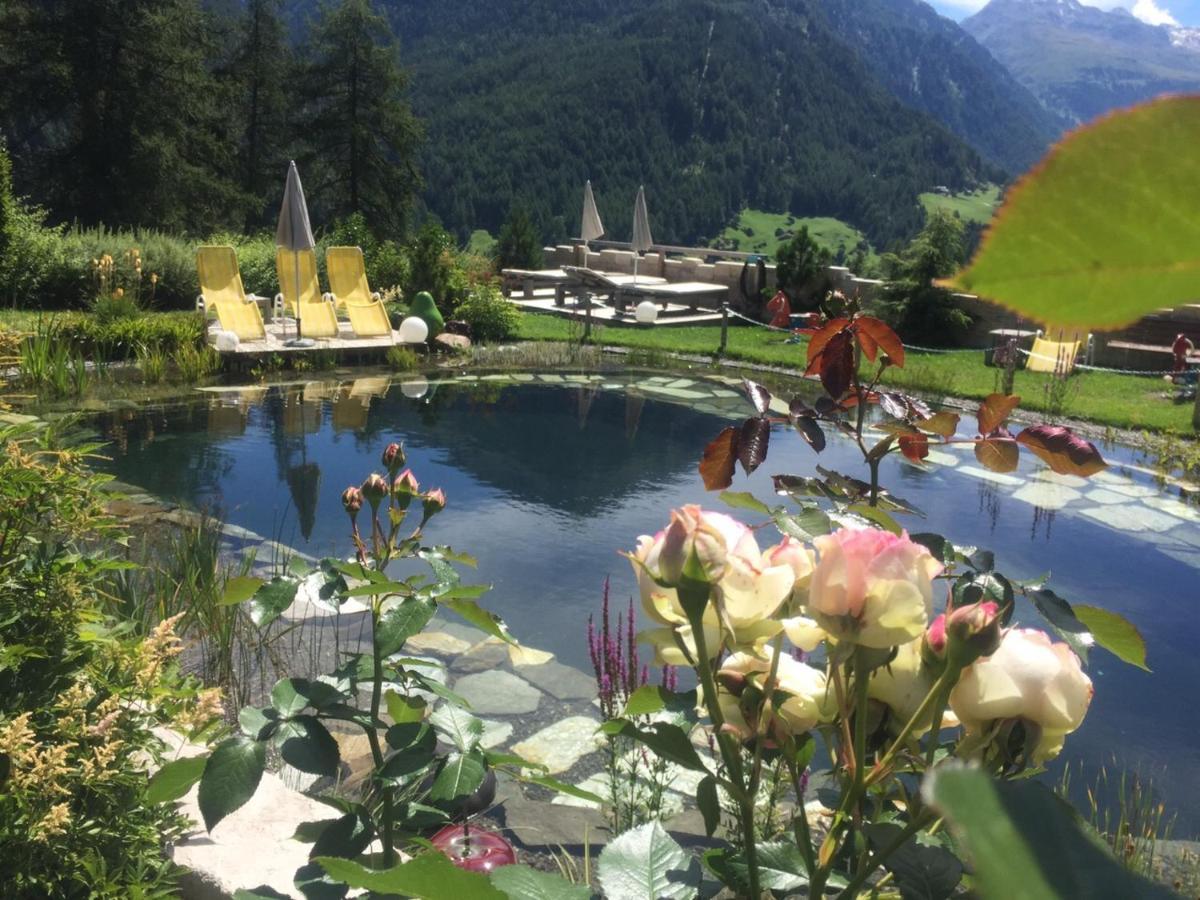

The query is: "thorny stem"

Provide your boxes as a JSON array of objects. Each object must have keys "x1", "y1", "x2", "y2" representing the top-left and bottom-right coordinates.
[
  {"x1": 786, "y1": 756, "x2": 817, "y2": 878},
  {"x1": 868, "y1": 666, "x2": 959, "y2": 788}
]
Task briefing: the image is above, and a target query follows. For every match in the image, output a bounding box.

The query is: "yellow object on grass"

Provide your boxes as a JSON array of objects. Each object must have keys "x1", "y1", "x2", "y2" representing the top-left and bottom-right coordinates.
[
  {"x1": 276, "y1": 248, "x2": 339, "y2": 339},
  {"x1": 327, "y1": 246, "x2": 393, "y2": 338},
  {"x1": 1026, "y1": 334, "x2": 1083, "y2": 375},
  {"x1": 196, "y1": 245, "x2": 266, "y2": 342}
]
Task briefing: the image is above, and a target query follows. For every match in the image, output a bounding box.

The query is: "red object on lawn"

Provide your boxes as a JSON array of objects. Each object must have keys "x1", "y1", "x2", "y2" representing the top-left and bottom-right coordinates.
[
  {"x1": 430, "y1": 823, "x2": 516, "y2": 873},
  {"x1": 766, "y1": 290, "x2": 792, "y2": 329}
]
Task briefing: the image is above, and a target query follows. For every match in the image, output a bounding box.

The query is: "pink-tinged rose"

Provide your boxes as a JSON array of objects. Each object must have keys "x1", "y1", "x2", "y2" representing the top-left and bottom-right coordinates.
[
  {"x1": 950, "y1": 628, "x2": 1093, "y2": 763},
  {"x1": 763, "y1": 537, "x2": 817, "y2": 600},
  {"x1": 869, "y1": 638, "x2": 959, "y2": 737},
  {"x1": 629, "y1": 508, "x2": 798, "y2": 653},
  {"x1": 926, "y1": 613, "x2": 948, "y2": 656},
  {"x1": 381, "y1": 442, "x2": 406, "y2": 474},
  {"x1": 716, "y1": 648, "x2": 831, "y2": 741},
  {"x1": 808, "y1": 529, "x2": 943, "y2": 648},
  {"x1": 360, "y1": 473, "x2": 389, "y2": 508},
  {"x1": 657, "y1": 506, "x2": 754, "y2": 584}
]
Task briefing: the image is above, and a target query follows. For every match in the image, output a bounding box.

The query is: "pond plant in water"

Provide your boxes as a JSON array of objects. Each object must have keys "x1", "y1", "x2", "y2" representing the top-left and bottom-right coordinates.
[{"x1": 152, "y1": 443, "x2": 601, "y2": 897}]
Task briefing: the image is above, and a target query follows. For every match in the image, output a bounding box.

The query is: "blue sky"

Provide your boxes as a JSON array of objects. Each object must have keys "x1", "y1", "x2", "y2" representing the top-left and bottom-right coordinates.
[{"x1": 929, "y1": 0, "x2": 1200, "y2": 27}]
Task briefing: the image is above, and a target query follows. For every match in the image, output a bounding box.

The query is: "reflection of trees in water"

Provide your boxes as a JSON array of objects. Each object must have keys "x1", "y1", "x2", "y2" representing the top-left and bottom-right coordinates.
[
  {"x1": 976, "y1": 481, "x2": 1002, "y2": 533},
  {"x1": 94, "y1": 401, "x2": 236, "y2": 505},
  {"x1": 1031, "y1": 504, "x2": 1056, "y2": 542}
]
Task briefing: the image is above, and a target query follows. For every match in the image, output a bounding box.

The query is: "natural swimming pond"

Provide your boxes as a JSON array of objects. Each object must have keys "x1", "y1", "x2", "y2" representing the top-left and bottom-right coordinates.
[{"x1": 91, "y1": 371, "x2": 1200, "y2": 827}]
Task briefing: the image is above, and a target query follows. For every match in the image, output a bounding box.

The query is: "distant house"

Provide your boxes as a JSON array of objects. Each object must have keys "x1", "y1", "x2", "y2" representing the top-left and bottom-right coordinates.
[{"x1": 933, "y1": 185, "x2": 951, "y2": 196}]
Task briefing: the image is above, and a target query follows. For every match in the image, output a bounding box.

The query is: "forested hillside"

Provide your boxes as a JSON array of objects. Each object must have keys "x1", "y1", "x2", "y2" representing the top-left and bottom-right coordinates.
[
  {"x1": 816, "y1": 0, "x2": 1062, "y2": 171},
  {"x1": 378, "y1": 0, "x2": 1002, "y2": 249}
]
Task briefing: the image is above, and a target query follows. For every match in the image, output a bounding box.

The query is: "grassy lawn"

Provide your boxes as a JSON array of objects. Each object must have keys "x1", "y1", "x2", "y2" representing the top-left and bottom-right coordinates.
[
  {"x1": 515, "y1": 313, "x2": 1194, "y2": 433},
  {"x1": 918, "y1": 185, "x2": 1002, "y2": 225},
  {"x1": 714, "y1": 209, "x2": 876, "y2": 266}
]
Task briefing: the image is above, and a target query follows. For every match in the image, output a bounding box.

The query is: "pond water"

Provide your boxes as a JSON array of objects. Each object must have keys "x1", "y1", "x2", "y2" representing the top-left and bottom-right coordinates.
[{"x1": 91, "y1": 371, "x2": 1200, "y2": 828}]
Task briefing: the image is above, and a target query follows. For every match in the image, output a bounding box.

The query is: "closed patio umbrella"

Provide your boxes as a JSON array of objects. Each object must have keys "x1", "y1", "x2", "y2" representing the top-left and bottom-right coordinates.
[
  {"x1": 631, "y1": 185, "x2": 653, "y2": 284},
  {"x1": 581, "y1": 180, "x2": 604, "y2": 246},
  {"x1": 276, "y1": 161, "x2": 316, "y2": 347}
]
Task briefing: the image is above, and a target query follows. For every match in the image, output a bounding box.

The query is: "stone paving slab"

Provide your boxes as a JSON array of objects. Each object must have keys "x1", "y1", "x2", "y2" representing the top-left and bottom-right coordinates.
[
  {"x1": 454, "y1": 670, "x2": 543, "y2": 715},
  {"x1": 510, "y1": 715, "x2": 603, "y2": 774},
  {"x1": 517, "y1": 659, "x2": 597, "y2": 701}
]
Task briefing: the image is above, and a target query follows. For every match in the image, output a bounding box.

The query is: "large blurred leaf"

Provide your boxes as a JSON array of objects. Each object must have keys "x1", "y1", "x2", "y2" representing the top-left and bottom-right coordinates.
[
  {"x1": 490, "y1": 865, "x2": 590, "y2": 900},
  {"x1": 198, "y1": 735, "x2": 265, "y2": 831},
  {"x1": 1074, "y1": 605, "x2": 1149, "y2": 671},
  {"x1": 598, "y1": 822, "x2": 701, "y2": 900},
  {"x1": 317, "y1": 854, "x2": 504, "y2": 899},
  {"x1": 924, "y1": 767, "x2": 1176, "y2": 899},
  {"x1": 941, "y1": 96, "x2": 1200, "y2": 330}
]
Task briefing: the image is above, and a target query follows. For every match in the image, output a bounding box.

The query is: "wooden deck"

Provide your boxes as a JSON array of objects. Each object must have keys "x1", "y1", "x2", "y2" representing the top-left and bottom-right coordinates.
[{"x1": 209, "y1": 320, "x2": 406, "y2": 355}]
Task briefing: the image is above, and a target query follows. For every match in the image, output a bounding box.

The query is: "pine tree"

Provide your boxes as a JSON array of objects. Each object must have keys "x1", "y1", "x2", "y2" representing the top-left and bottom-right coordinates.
[
  {"x1": 231, "y1": 0, "x2": 294, "y2": 228},
  {"x1": 495, "y1": 206, "x2": 543, "y2": 271},
  {"x1": 298, "y1": 0, "x2": 422, "y2": 237},
  {"x1": 0, "y1": 0, "x2": 248, "y2": 232}
]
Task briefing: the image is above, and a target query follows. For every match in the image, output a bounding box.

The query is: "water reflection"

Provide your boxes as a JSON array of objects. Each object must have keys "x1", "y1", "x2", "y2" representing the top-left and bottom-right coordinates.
[{"x1": 89, "y1": 373, "x2": 1200, "y2": 828}]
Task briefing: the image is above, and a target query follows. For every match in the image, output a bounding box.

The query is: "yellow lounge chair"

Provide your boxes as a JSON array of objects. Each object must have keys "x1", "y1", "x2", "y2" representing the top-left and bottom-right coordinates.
[
  {"x1": 196, "y1": 246, "x2": 267, "y2": 342},
  {"x1": 275, "y1": 248, "x2": 340, "y2": 340},
  {"x1": 326, "y1": 246, "x2": 393, "y2": 338},
  {"x1": 1027, "y1": 332, "x2": 1084, "y2": 375}
]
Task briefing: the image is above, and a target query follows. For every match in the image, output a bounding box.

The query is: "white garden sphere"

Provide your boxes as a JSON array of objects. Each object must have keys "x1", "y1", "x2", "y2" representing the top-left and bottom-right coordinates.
[
  {"x1": 214, "y1": 330, "x2": 240, "y2": 352},
  {"x1": 635, "y1": 300, "x2": 659, "y2": 324},
  {"x1": 398, "y1": 316, "x2": 429, "y2": 344},
  {"x1": 400, "y1": 378, "x2": 429, "y2": 399}
]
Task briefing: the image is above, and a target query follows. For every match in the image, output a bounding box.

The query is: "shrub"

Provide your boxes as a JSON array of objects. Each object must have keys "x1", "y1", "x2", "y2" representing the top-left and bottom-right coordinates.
[
  {"x1": 0, "y1": 424, "x2": 208, "y2": 897},
  {"x1": 172, "y1": 343, "x2": 221, "y2": 382},
  {"x1": 386, "y1": 344, "x2": 420, "y2": 371},
  {"x1": 776, "y1": 225, "x2": 832, "y2": 308},
  {"x1": 494, "y1": 206, "x2": 543, "y2": 270},
  {"x1": 453, "y1": 284, "x2": 521, "y2": 342}
]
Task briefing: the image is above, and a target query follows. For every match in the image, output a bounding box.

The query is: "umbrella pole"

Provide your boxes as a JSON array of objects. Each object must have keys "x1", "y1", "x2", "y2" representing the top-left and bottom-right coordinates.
[
  {"x1": 633, "y1": 253, "x2": 639, "y2": 285},
  {"x1": 294, "y1": 254, "x2": 302, "y2": 342}
]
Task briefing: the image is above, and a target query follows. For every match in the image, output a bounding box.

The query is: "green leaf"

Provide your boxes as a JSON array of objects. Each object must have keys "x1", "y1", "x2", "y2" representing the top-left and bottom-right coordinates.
[
  {"x1": 381, "y1": 723, "x2": 437, "y2": 781},
  {"x1": 385, "y1": 690, "x2": 427, "y2": 724},
  {"x1": 1027, "y1": 588, "x2": 1093, "y2": 663},
  {"x1": 718, "y1": 490, "x2": 771, "y2": 516},
  {"x1": 696, "y1": 775, "x2": 720, "y2": 838},
  {"x1": 521, "y1": 773, "x2": 605, "y2": 805},
  {"x1": 772, "y1": 506, "x2": 832, "y2": 543},
  {"x1": 340, "y1": 580, "x2": 414, "y2": 598},
  {"x1": 924, "y1": 766, "x2": 1176, "y2": 900},
  {"x1": 432, "y1": 583, "x2": 491, "y2": 601},
  {"x1": 233, "y1": 889, "x2": 293, "y2": 900},
  {"x1": 198, "y1": 735, "x2": 266, "y2": 831},
  {"x1": 238, "y1": 706, "x2": 278, "y2": 740},
  {"x1": 598, "y1": 822, "x2": 701, "y2": 900},
  {"x1": 620, "y1": 685, "x2": 698, "y2": 718},
  {"x1": 220, "y1": 575, "x2": 264, "y2": 607},
  {"x1": 250, "y1": 578, "x2": 299, "y2": 629},
  {"x1": 376, "y1": 597, "x2": 437, "y2": 657},
  {"x1": 147, "y1": 755, "x2": 206, "y2": 804},
  {"x1": 430, "y1": 705, "x2": 484, "y2": 753},
  {"x1": 271, "y1": 678, "x2": 310, "y2": 716},
  {"x1": 1074, "y1": 605, "x2": 1150, "y2": 671},
  {"x1": 428, "y1": 749, "x2": 487, "y2": 802},
  {"x1": 441, "y1": 598, "x2": 516, "y2": 645},
  {"x1": 309, "y1": 809, "x2": 374, "y2": 861},
  {"x1": 865, "y1": 822, "x2": 962, "y2": 900},
  {"x1": 275, "y1": 716, "x2": 341, "y2": 776},
  {"x1": 942, "y1": 96, "x2": 1200, "y2": 330},
  {"x1": 721, "y1": 842, "x2": 810, "y2": 892},
  {"x1": 490, "y1": 864, "x2": 591, "y2": 900},
  {"x1": 601, "y1": 720, "x2": 709, "y2": 774},
  {"x1": 847, "y1": 503, "x2": 903, "y2": 534},
  {"x1": 316, "y1": 852, "x2": 505, "y2": 899}
]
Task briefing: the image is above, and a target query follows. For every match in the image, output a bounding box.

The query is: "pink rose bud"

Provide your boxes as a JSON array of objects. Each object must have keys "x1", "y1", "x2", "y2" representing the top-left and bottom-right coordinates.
[
  {"x1": 361, "y1": 473, "x2": 389, "y2": 508},
  {"x1": 421, "y1": 488, "x2": 447, "y2": 521},
  {"x1": 381, "y1": 442, "x2": 406, "y2": 474},
  {"x1": 341, "y1": 486, "x2": 363, "y2": 519},
  {"x1": 925, "y1": 613, "x2": 948, "y2": 657},
  {"x1": 945, "y1": 601, "x2": 1002, "y2": 667},
  {"x1": 657, "y1": 506, "x2": 749, "y2": 584},
  {"x1": 392, "y1": 469, "x2": 420, "y2": 509}
]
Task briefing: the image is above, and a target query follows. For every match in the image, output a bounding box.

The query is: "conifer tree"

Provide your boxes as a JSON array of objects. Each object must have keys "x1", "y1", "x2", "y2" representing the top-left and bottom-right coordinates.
[
  {"x1": 495, "y1": 206, "x2": 543, "y2": 271},
  {"x1": 298, "y1": 0, "x2": 422, "y2": 237},
  {"x1": 0, "y1": 0, "x2": 248, "y2": 232}
]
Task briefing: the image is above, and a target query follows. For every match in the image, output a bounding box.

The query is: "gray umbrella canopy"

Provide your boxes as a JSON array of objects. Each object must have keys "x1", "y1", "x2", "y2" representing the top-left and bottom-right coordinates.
[
  {"x1": 581, "y1": 180, "x2": 604, "y2": 243},
  {"x1": 276, "y1": 161, "x2": 315, "y2": 251},
  {"x1": 276, "y1": 161, "x2": 316, "y2": 342},
  {"x1": 631, "y1": 185, "x2": 653, "y2": 284},
  {"x1": 631, "y1": 185, "x2": 653, "y2": 254}
]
